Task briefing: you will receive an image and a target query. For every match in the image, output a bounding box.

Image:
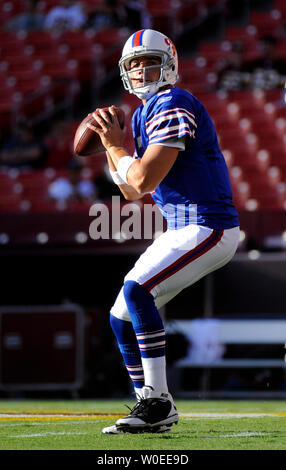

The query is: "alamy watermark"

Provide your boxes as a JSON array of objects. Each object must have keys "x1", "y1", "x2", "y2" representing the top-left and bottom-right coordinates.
[{"x1": 89, "y1": 196, "x2": 197, "y2": 241}]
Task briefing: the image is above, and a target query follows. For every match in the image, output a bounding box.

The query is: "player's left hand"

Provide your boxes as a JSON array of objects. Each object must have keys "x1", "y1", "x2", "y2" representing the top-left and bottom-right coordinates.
[{"x1": 87, "y1": 106, "x2": 126, "y2": 151}]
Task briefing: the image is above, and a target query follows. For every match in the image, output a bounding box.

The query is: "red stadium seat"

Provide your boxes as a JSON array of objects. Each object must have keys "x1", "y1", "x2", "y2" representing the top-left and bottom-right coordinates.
[
  {"x1": 197, "y1": 92, "x2": 228, "y2": 111},
  {"x1": 93, "y1": 28, "x2": 129, "y2": 49},
  {"x1": 276, "y1": 107, "x2": 286, "y2": 119},
  {"x1": 33, "y1": 56, "x2": 79, "y2": 81},
  {"x1": 0, "y1": 55, "x2": 35, "y2": 75},
  {"x1": 264, "y1": 89, "x2": 283, "y2": 103},
  {"x1": 224, "y1": 26, "x2": 257, "y2": 47},
  {"x1": 269, "y1": 147, "x2": 286, "y2": 167},
  {"x1": 175, "y1": 1, "x2": 200, "y2": 28},
  {"x1": 198, "y1": 41, "x2": 232, "y2": 68},
  {"x1": 275, "y1": 39, "x2": 286, "y2": 59},
  {"x1": 44, "y1": 134, "x2": 74, "y2": 168},
  {"x1": 146, "y1": 0, "x2": 176, "y2": 34},
  {"x1": 249, "y1": 10, "x2": 283, "y2": 38},
  {"x1": 0, "y1": 40, "x2": 26, "y2": 59},
  {"x1": 274, "y1": 0, "x2": 286, "y2": 17},
  {"x1": 71, "y1": 1, "x2": 98, "y2": 17},
  {"x1": 0, "y1": 2, "x2": 20, "y2": 28},
  {"x1": 0, "y1": 194, "x2": 24, "y2": 211},
  {"x1": 202, "y1": 0, "x2": 222, "y2": 7},
  {"x1": 226, "y1": 90, "x2": 265, "y2": 107},
  {"x1": 231, "y1": 148, "x2": 267, "y2": 171}
]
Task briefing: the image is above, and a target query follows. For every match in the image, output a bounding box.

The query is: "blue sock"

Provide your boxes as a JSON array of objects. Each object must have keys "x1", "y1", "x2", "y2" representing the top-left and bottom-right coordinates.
[
  {"x1": 110, "y1": 313, "x2": 144, "y2": 391},
  {"x1": 123, "y1": 280, "x2": 166, "y2": 359}
]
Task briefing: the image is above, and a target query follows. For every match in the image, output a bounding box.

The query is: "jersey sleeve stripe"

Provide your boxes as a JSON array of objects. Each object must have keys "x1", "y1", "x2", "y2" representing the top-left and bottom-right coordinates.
[
  {"x1": 146, "y1": 112, "x2": 197, "y2": 135},
  {"x1": 148, "y1": 130, "x2": 190, "y2": 144},
  {"x1": 149, "y1": 123, "x2": 190, "y2": 138},
  {"x1": 146, "y1": 107, "x2": 196, "y2": 126}
]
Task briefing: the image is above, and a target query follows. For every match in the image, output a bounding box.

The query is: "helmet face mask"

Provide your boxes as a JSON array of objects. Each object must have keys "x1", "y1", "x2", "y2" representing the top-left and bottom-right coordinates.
[{"x1": 119, "y1": 30, "x2": 178, "y2": 100}]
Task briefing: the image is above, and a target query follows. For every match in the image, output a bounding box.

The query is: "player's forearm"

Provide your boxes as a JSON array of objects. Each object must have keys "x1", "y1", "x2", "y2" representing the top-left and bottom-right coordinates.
[
  {"x1": 107, "y1": 145, "x2": 150, "y2": 194},
  {"x1": 107, "y1": 146, "x2": 131, "y2": 166},
  {"x1": 106, "y1": 149, "x2": 145, "y2": 200},
  {"x1": 106, "y1": 150, "x2": 117, "y2": 171}
]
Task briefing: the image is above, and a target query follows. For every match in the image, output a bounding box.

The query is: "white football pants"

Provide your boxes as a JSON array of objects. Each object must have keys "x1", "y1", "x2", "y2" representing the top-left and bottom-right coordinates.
[{"x1": 111, "y1": 224, "x2": 240, "y2": 321}]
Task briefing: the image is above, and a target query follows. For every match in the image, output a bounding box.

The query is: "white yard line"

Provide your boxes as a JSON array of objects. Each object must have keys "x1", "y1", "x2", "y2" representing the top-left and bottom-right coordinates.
[
  {"x1": 6, "y1": 431, "x2": 88, "y2": 438},
  {"x1": 0, "y1": 421, "x2": 81, "y2": 427},
  {"x1": 181, "y1": 412, "x2": 279, "y2": 418},
  {"x1": 202, "y1": 432, "x2": 270, "y2": 439}
]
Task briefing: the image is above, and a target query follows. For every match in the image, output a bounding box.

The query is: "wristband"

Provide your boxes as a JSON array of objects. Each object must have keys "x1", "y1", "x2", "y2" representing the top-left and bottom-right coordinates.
[
  {"x1": 109, "y1": 169, "x2": 126, "y2": 185},
  {"x1": 117, "y1": 156, "x2": 134, "y2": 184}
]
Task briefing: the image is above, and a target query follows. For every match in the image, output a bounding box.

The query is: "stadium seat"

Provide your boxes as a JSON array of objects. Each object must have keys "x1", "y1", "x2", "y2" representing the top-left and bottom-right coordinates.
[
  {"x1": 45, "y1": 142, "x2": 74, "y2": 168},
  {"x1": 232, "y1": 181, "x2": 251, "y2": 209},
  {"x1": 249, "y1": 10, "x2": 283, "y2": 38},
  {"x1": 33, "y1": 56, "x2": 79, "y2": 81},
  {"x1": 218, "y1": 130, "x2": 251, "y2": 153},
  {"x1": 23, "y1": 31, "x2": 62, "y2": 49},
  {"x1": 226, "y1": 90, "x2": 265, "y2": 107},
  {"x1": 274, "y1": 0, "x2": 286, "y2": 17},
  {"x1": 93, "y1": 28, "x2": 129, "y2": 49},
  {"x1": 197, "y1": 93, "x2": 229, "y2": 116},
  {"x1": 224, "y1": 26, "x2": 257, "y2": 48},
  {"x1": 231, "y1": 148, "x2": 266, "y2": 170},
  {"x1": 265, "y1": 89, "x2": 283, "y2": 103},
  {"x1": 0, "y1": 39, "x2": 26, "y2": 59},
  {"x1": 276, "y1": 107, "x2": 286, "y2": 119},
  {"x1": 198, "y1": 41, "x2": 232, "y2": 67},
  {"x1": 202, "y1": 0, "x2": 222, "y2": 6},
  {"x1": 0, "y1": 194, "x2": 24, "y2": 211},
  {"x1": 175, "y1": 1, "x2": 200, "y2": 29},
  {"x1": 80, "y1": 0, "x2": 103, "y2": 14},
  {"x1": 146, "y1": 0, "x2": 176, "y2": 35},
  {"x1": 0, "y1": 55, "x2": 35, "y2": 74},
  {"x1": 0, "y1": 2, "x2": 20, "y2": 28}
]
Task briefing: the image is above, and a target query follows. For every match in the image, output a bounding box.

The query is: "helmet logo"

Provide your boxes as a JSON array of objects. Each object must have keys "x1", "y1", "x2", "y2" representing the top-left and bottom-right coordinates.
[{"x1": 164, "y1": 37, "x2": 176, "y2": 58}]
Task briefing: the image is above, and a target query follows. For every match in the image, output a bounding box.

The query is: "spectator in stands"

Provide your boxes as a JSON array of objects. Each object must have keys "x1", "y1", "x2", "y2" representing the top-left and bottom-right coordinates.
[
  {"x1": 0, "y1": 121, "x2": 48, "y2": 169},
  {"x1": 243, "y1": 35, "x2": 286, "y2": 90},
  {"x1": 87, "y1": 0, "x2": 151, "y2": 32},
  {"x1": 217, "y1": 36, "x2": 286, "y2": 91},
  {"x1": 118, "y1": 0, "x2": 152, "y2": 31},
  {"x1": 5, "y1": 0, "x2": 45, "y2": 32},
  {"x1": 48, "y1": 159, "x2": 96, "y2": 203},
  {"x1": 44, "y1": 0, "x2": 87, "y2": 32},
  {"x1": 86, "y1": 0, "x2": 121, "y2": 31},
  {"x1": 216, "y1": 41, "x2": 249, "y2": 90}
]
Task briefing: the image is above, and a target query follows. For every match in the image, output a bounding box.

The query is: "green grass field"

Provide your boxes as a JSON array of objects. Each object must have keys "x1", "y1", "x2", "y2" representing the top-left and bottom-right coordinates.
[{"x1": 0, "y1": 399, "x2": 285, "y2": 450}]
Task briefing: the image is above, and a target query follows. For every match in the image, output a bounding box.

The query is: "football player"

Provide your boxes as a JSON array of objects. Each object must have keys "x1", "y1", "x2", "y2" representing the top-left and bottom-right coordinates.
[{"x1": 88, "y1": 29, "x2": 240, "y2": 434}]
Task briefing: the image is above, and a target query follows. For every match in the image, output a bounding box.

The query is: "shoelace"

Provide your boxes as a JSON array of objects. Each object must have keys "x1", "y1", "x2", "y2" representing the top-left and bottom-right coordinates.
[{"x1": 124, "y1": 396, "x2": 150, "y2": 417}]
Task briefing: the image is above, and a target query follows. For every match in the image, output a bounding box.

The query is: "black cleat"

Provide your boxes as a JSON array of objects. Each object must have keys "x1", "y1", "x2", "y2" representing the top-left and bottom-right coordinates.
[{"x1": 115, "y1": 386, "x2": 179, "y2": 433}]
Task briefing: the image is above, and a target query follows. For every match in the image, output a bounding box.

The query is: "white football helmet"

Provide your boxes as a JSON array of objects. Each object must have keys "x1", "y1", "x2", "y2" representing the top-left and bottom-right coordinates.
[{"x1": 119, "y1": 29, "x2": 179, "y2": 101}]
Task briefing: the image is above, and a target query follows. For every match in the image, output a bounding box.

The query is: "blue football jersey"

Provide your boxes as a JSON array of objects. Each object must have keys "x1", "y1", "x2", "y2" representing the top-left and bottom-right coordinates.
[{"x1": 131, "y1": 88, "x2": 240, "y2": 230}]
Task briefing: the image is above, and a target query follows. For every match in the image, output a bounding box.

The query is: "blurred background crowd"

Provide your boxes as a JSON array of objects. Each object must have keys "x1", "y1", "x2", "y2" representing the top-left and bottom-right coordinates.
[{"x1": 0, "y1": 0, "x2": 286, "y2": 216}]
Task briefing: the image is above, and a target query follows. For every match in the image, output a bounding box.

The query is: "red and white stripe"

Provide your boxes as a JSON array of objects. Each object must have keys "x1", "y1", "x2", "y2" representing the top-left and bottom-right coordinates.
[
  {"x1": 138, "y1": 341, "x2": 166, "y2": 350},
  {"x1": 146, "y1": 109, "x2": 196, "y2": 135},
  {"x1": 146, "y1": 107, "x2": 195, "y2": 126},
  {"x1": 126, "y1": 364, "x2": 144, "y2": 380},
  {"x1": 136, "y1": 329, "x2": 165, "y2": 340}
]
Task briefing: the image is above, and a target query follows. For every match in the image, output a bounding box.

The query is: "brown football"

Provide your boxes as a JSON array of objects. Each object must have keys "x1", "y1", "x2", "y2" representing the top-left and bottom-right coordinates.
[{"x1": 73, "y1": 106, "x2": 125, "y2": 157}]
